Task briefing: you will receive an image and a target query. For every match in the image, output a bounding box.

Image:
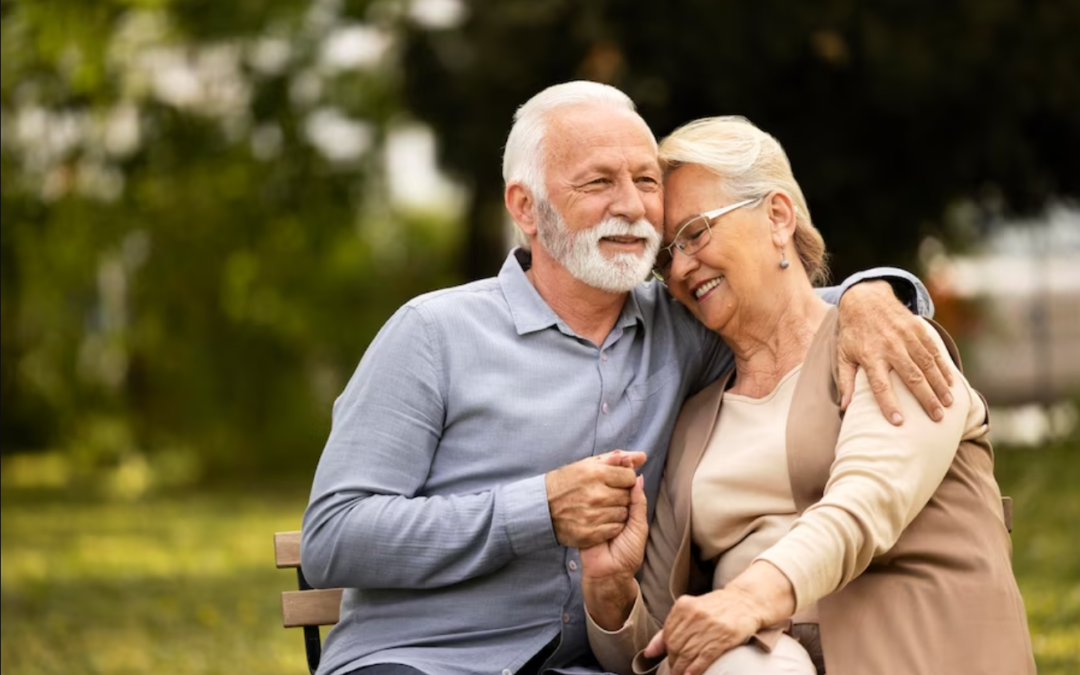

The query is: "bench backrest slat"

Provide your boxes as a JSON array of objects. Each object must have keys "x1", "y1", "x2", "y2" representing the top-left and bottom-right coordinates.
[
  {"x1": 282, "y1": 588, "x2": 344, "y2": 628},
  {"x1": 275, "y1": 531, "x2": 303, "y2": 569}
]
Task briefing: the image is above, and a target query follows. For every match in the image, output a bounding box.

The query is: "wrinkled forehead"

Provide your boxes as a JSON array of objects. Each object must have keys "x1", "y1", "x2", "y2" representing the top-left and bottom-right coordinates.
[
  {"x1": 662, "y1": 163, "x2": 724, "y2": 233},
  {"x1": 542, "y1": 105, "x2": 659, "y2": 172}
]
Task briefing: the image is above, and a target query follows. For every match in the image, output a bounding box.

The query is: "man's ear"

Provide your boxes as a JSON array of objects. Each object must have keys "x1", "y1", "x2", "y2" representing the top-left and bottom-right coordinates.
[
  {"x1": 505, "y1": 183, "x2": 538, "y2": 239},
  {"x1": 765, "y1": 191, "x2": 798, "y2": 248}
]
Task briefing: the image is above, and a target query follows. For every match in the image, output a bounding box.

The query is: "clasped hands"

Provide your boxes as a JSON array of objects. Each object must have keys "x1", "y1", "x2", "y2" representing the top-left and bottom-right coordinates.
[
  {"x1": 546, "y1": 449, "x2": 647, "y2": 549},
  {"x1": 563, "y1": 452, "x2": 796, "y2": 675}
]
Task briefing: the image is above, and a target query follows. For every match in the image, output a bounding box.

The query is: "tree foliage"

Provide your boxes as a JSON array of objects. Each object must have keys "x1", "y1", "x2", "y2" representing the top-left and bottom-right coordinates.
[
  {"x1": 1, "y1": 0, "x2": 463, "y2": 477},
  {"x1": 3, "y1": 0, "x2": 1079, "y2": 482},
  {"x1": 400, "y1": 0, "x2": 1080, "y2": 281}
]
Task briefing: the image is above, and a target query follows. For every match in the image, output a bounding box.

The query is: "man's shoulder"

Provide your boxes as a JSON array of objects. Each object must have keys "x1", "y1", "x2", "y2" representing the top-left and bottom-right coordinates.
[{"x1": 400, "y1": 276, "x2": 508, "y2": 325}]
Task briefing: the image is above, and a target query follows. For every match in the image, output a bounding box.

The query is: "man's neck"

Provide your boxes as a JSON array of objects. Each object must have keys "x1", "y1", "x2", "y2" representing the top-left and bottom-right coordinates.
[{"x1": 525, "y1": 248, "x2": 629, "y2": 347}]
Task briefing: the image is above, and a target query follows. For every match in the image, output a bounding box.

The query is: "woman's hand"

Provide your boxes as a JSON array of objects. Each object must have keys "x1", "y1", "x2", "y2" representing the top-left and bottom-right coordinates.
[
  {"x1": 644, "y1": 561, "x2": 796, "y2": 675},
  {"x1": 579, "y1": 453, "x2": 649, "y2": 630}
]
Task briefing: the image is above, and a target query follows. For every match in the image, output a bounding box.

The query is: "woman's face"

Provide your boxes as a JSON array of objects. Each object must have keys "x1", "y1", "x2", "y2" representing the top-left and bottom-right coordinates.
[{"x1": 662, "y1": 164, "x2": 776, "y2": 334}]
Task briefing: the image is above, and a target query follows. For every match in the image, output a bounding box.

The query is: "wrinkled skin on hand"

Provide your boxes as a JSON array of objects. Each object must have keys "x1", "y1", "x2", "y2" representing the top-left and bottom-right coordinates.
[
  {"x1": 837, "y1": 281, "x2": 954, "y2": 425},
  {"x1": 546, "y1": 450, "x2": 646, "y2": 549}
]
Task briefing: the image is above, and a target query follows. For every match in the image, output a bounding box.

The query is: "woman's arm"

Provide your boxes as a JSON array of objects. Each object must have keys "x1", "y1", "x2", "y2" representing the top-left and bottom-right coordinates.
[
  {"x1": 582, "y1": 456, "x2": 682, "y2": 674},
  {"x1": 756, "y1": 320, "x2": 976, "y2": 612},
  {"x1": 649, "y1": 320, "x2": 981, "y2": 675}
]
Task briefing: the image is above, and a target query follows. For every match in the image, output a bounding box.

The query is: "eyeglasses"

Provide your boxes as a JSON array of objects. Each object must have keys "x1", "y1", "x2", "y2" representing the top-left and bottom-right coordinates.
[{"x1": 652, "y1": 197, "x2": 763, "y2": 282}]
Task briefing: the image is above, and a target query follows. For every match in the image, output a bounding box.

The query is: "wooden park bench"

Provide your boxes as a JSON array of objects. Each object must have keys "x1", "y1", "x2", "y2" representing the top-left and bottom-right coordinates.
[
  {"x1": 274, "y1": 531, "x2": 343, "y2": 675},
  {"x1": 273, "y1": 499, "x2": 1011, "y2": 673}
]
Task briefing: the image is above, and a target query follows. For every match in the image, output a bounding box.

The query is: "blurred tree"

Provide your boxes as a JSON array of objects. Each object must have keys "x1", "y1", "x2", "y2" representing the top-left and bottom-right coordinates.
[
  {"x1": 4, "y1": 0, "x2": 1079, "y2": 482},
  {"x1": 1, "y1": 0, "x2": 464, "y2": 478},
  {"x1": 400, "y1": 0, "x2": 1080, "y2": 281}
]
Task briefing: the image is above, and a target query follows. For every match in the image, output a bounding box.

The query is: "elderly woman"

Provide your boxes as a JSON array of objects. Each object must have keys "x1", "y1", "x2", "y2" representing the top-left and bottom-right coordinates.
[{"x1": 579, "y1": 117, "x2": 1035, "y2": 675}]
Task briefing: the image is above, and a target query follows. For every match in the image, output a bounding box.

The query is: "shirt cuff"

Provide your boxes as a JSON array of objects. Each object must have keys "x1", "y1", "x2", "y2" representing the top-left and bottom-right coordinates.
[
  {"x1": 835, "y1": 267, "x2": 935, "y2": 318},
  {"x1": 501, "y1": 475, "x2": 558, "y2": 556}
]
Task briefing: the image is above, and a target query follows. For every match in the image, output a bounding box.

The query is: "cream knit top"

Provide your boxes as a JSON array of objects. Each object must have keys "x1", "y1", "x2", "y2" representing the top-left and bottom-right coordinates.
[{"x1": 691, "y1": 322, "x2": 986, "y2": 612}]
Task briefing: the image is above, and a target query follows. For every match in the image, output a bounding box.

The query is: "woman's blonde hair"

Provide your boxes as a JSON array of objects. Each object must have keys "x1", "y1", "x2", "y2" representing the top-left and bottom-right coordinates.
[{"x1": 658, "y1": 116, "x2": 829, "y2": 286}]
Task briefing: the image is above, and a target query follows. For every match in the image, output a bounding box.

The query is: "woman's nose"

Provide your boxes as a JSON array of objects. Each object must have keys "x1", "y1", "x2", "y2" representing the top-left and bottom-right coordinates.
[{"x1": 669, "y1": 246, "x2": 699, "y2": 282}]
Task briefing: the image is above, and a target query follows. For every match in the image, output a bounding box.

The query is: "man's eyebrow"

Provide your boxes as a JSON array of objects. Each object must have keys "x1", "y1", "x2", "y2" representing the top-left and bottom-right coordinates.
[
  {"x1": 568, "y1": 162, "x2": 617, "y2": 181},
  {"x1": 631, "y1": 159, "x2": 662, "y2": 173}
]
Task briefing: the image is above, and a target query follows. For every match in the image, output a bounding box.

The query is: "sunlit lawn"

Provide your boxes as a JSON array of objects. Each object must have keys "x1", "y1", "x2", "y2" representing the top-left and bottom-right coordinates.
[
  {"x1": 1, "y1": 442, "x2": 1077, "y2": 675},
  {"x1": 0, "y1": 487, "x2": 312, "y2": 675},
  {"x1": 995, "y1": 442, "x2": 1080, "y2": 674}
]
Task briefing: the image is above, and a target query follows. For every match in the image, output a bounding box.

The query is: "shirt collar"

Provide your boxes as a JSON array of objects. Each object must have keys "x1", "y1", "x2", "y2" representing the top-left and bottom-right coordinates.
[{"x1": 499, "y1": 248, "x2": 645, "y2": 337}]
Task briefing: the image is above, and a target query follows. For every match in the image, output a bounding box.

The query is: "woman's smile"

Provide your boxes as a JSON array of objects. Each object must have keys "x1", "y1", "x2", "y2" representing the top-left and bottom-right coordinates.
[{"x1": 692, "y1": 276, "x2": 725, "y2": 300}]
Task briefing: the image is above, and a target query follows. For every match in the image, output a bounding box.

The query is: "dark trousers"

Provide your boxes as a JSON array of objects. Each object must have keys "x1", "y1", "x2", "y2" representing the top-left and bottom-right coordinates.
[
  {"x1": 346, "y1": 665, "x2": 427, "y2": 675},
  {"x1": 345, "y1": 636, "x2": 560, "y2": 675}
]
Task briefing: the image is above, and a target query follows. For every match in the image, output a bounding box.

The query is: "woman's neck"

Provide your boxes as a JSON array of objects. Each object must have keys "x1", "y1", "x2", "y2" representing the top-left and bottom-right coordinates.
[{"x1": 723, "y1": 285, "x2": 830, "y2": 399}]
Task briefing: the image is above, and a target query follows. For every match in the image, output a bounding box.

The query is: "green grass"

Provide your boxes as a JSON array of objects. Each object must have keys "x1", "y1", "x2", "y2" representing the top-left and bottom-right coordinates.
[
  {"x1": 0, "y1": 488, "x2": 312, "y2": 675},
  {"x1": 0, "y1": 442, "x2": 1077, "y2": 675},
  {"x1": 995, "y1": 442, "x2": 1080, "y2": 674}
]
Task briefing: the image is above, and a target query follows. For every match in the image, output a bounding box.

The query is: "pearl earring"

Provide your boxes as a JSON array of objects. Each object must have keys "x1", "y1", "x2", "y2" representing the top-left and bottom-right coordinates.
[{"x1": 780, "y1": 247, "x2": 790, "y2": 269}]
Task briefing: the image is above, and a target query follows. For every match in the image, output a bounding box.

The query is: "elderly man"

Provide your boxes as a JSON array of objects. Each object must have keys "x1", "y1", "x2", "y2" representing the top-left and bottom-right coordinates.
[{"x1": 301, "y1": 81, "x2": 949, "y2": 675}]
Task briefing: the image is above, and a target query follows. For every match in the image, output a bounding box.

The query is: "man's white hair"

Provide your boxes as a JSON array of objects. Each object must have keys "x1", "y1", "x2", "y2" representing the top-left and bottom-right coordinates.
[{"x1": 503, "y1": 81, "x2": 648, "y2": 247}]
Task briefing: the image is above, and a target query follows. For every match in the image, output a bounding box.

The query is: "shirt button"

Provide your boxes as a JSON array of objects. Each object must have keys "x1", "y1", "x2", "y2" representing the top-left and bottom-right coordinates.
[
  {"x1": 562, "y1": 613, "x2": 571, "y2": 623},
  {"x1": 568, "y1": 560, "x2": 578, "y2": 571},
  {"x1": 600, "y1": 352, "x2": 608, "y2": 362},
  {"x1": 503, "y1": 670, "x2": 513, "y2": 675},
  {"x1": 602, "y1": 402, "x2": 609, "y2": 414}
]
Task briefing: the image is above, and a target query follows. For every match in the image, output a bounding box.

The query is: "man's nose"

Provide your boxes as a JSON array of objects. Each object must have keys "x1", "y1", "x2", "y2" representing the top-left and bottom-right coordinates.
[{"x1": 609, "y1": 176, "x2": 647, "y2": 223}]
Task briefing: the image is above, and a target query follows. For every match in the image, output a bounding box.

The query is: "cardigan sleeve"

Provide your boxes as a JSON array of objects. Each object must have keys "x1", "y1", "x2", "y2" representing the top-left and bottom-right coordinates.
[{"x1": 756, "y1": 320, "x2": 984, "y2": 612}]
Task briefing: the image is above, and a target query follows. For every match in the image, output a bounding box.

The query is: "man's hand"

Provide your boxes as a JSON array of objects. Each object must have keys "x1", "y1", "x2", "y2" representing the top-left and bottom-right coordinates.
[
  {"x1": 838, "y1": 281, "x2": 954, "y2": 426},
  {"x1": 546, "y1": 450, "x2": 646, "y2": 549},
  {"x1": 579, "y1": 471, "x2": 648, "y2": 630}
]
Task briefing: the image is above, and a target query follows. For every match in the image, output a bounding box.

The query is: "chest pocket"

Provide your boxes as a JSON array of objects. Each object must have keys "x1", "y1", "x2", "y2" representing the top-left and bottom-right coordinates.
[
  {"x1": 625, "y1": 359, "x2": 680, "y2": 446},
  {"x1": 627, "y1": 359, "x2": 680, "y2": 401}
]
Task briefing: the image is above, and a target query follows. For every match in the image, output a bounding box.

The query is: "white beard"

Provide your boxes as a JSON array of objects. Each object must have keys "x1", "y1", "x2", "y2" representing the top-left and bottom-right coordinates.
[{"x1": 536, "y1": 200, "x2": 661, "y2": 293}]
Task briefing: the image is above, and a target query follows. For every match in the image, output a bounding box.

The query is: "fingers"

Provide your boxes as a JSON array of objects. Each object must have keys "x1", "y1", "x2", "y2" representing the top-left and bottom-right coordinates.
[
  {"x1": 597, "y1": 450, "x2": 647, "y2": 469},
  {"x1": 885, "y1": 329, "x2": 950, "y2": 422},
  {"x1": 644, "y1": 628, "x2": 665, "y2": 658},
  {"x1": 837, "y1": 357, "x2": 857, "y2": 411},
  {"x1": 576, "y1": 522, "x2": 627, "y2": 549},
  {"x1": 916, "y1": 325, "x2": 955, "y2": 404},
  {"x1": 597, "y1": 464, "x2": 640, "y2": 490},
  {"x1": 629, "y1": 475, "x2": 646, "y2": 510},
  {"x1": 863, "y1": 361, "x2": 905, "y2": 426},
  {"x1": 626, "y1": 476, "x2": 648, "y2": 533},
  {"x1": 547, "y1": 452, "x2": 647, "y2": 547}
]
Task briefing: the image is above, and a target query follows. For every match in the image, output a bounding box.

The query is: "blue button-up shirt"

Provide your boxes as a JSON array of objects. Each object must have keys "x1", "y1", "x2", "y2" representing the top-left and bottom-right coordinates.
[{"x1": 301, "y1": 249, "x2": 929, "y2": 675}]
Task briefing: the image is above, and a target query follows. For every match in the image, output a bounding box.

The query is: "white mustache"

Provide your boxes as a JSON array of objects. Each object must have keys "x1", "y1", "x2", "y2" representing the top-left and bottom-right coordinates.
[{"x1": 584, "y1": 217, "x2": 661, "y2": 247}]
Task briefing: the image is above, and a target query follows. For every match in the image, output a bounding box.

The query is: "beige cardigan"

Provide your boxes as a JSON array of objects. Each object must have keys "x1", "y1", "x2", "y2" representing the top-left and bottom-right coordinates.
[{"x1": 587, "y1": 309, "x2": 1035, "y2": 675}]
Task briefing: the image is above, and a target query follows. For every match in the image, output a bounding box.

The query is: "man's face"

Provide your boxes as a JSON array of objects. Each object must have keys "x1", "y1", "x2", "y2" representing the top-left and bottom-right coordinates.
[{"x1": 536, "y1": 105, "x2": 664, "y2": 292}]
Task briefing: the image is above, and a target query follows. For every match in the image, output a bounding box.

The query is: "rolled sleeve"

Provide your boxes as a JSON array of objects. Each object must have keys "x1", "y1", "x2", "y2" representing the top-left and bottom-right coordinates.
[{"x1": 823, "y1": 267, "x2": 934, "y2": 318}]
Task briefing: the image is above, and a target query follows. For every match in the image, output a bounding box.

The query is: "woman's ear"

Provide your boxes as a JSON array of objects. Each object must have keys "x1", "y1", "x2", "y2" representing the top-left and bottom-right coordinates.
[
  {"x1": 506, "y1": 183, "x2": 539, "y2": 239},
  {"x1": 765, "y1": 191, "x2": 797, "y2": 248}
]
